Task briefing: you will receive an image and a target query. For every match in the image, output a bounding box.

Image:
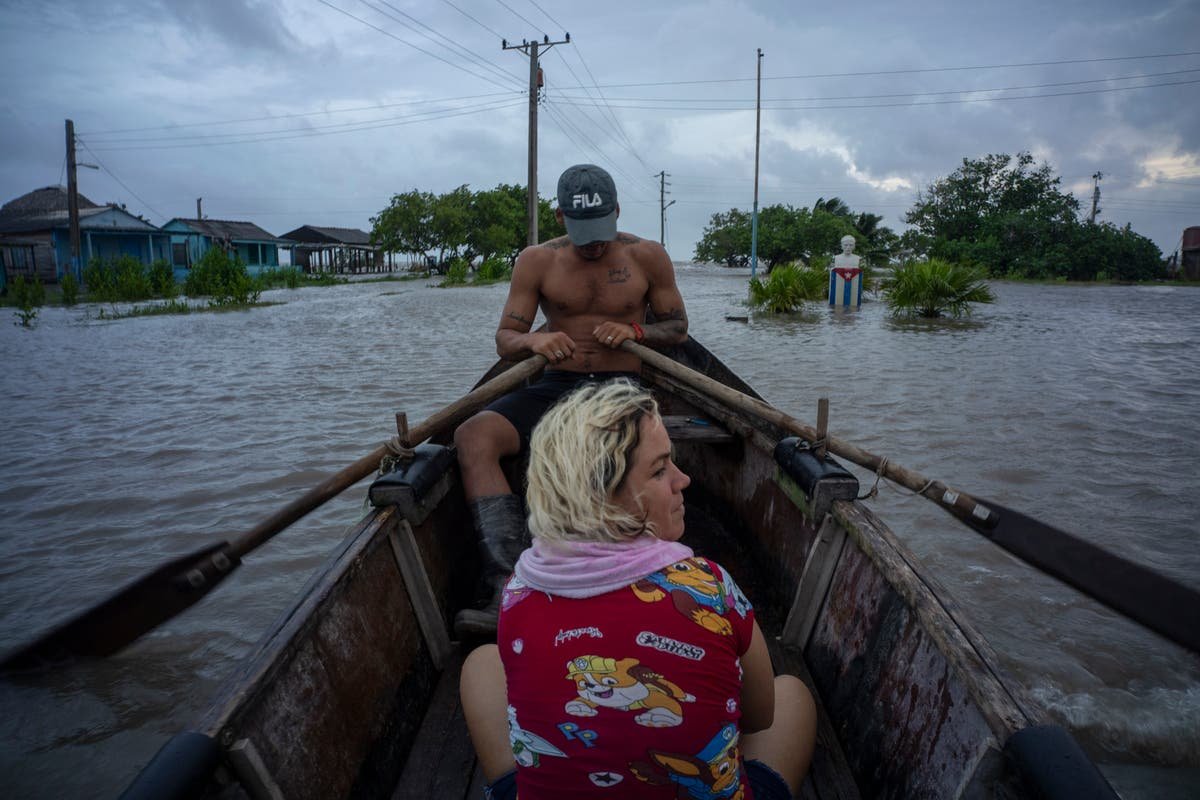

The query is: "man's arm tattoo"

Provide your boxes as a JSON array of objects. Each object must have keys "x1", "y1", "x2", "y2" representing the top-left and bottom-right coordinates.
[{"x1": 506, "y1": 311, "x2": 533, "y2": 327}]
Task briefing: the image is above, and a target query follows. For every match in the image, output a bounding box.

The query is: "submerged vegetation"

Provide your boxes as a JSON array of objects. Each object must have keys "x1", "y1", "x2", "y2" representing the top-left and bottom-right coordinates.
[
  {"x1": 9, "y1": 275, "x2": 44, "y2": 327},
  {"x1": 748, "y1": 262, "x2": 828, "y2": 313},
  {"x1": 884, "y1": 259, "x2": 995, "y2": 318},
  {"x1": 184, "y1": 248, "x2": 261, "y2": 306}
]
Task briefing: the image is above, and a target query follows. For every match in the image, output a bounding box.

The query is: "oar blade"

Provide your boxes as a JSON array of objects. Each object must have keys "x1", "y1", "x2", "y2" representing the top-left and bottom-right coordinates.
[
  {"x1": 964, "y1": 499, "x2": 1200, "y2": 654},
  {"x1": 0, "y1": 543, "x2": 240, "y2": 674}
]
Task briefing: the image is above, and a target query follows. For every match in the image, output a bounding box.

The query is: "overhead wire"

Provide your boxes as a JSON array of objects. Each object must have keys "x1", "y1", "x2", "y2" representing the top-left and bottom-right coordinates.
[
  {"x1": 490, "y1": 0, "x2": 546, "y2": 37},
  {"x1": 82, "y1": 92, "x2": 523, "y2": 139},
  {"x1": 316, "y1": 0, "x2": 515, "y2": 91},
  {"x1": 550, "y1": 67, "x2": 1200, "y2": 106},
  {"x1": 438, "y1": 0, "x2": 506, "y2": 40},
  {"x1": 84, "y1": 100, "x2": 526, "y2": 151},
  {"x1": 75, "y1": 139, "x2": 169, "y2": 222},
  {"x1": 549, "y1": 76, "x2": 1200, "y2": 111},
  {"x1": 364, "y1": 0, "x2": 524, "y2": 86},
  {"x1": 552, "y1": 50, "x2": 1200, "y2": 90}
]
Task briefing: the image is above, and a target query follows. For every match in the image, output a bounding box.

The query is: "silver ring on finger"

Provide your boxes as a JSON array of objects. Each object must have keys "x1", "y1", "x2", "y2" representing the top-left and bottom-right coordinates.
[{"x1": 555, "y1": 351, "x2": 564, "y2": 358}]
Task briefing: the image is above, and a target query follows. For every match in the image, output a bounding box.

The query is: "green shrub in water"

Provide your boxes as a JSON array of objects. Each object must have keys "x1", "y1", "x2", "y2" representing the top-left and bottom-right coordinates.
[
  {"x1": 11, "y1": 275, "x2": 44, "y2": 327},
  {"x1": 884, "y1": 258, "x2": 995, "y2": 318},
  {"x1": 748, "y1": 262, "x2": 828, "y2": 313},
  {"x1": 83, "y1": 255, "x2": 154, "y2": 302},
  {"x1": 59, "y1": 271, "x2": 79, "y2": 306},
  {"x1": 185, "y1": 248, "x2": 261, "y2": 306},
  {"x1": 148, "y1": 259, "x2": 178, "y2": 299}
]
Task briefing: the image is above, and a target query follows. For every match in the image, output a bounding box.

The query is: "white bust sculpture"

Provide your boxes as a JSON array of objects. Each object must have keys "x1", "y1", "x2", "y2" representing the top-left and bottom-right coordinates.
[{"x1": 832, "y1": 235, "x2": 860, "y2": 271}]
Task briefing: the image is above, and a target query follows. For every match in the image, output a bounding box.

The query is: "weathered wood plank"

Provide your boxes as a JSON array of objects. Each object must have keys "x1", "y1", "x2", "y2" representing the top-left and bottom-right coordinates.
[
  {"x1": 392, "y1": 650, "x2": 478, "y2": 800},
  {"x1": 768, "y1": 638, "x2": 862, "y2": 800},
  {"x1": 781, "y1": 514, "x2": 848, "y2": 649},
  {"x1": 388, "y1": 520, "x2": 452, "y2": 670},
  {"x1": 662, "y1": 413, "x2": 736, "y2": 442}
]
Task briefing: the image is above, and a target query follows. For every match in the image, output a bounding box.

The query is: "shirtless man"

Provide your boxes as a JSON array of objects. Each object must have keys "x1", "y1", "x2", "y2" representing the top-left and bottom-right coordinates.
[{"x1": 453, "y1": 164, "x2": 689, "y2": 635}]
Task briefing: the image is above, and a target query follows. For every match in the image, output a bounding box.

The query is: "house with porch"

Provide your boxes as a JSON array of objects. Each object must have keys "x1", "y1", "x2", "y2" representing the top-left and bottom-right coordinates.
[
  {"x1": 0, "y1": 186, "x2": 170, "y2": 287},
  {"x1": 279, "y1": 225, "x2": 391, "y2": 273},
  {"x1": 162, "y1": 218, "x2": 286, "y2": 280}
]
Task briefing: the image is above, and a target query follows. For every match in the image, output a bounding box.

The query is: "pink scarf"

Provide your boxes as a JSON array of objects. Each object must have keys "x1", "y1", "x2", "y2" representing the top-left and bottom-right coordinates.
[{"x1": 514, "y1": 536, "x2": 694, "y2": 599}]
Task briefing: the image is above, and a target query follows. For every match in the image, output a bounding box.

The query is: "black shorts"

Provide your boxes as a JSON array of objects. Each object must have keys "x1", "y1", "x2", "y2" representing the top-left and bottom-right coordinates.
[
  {"x1": 484, "y1": 370, "x2": 641, "y2": 449},
  {"x1": 484, "y1": 759, "x2": 792, "y2": 799}
]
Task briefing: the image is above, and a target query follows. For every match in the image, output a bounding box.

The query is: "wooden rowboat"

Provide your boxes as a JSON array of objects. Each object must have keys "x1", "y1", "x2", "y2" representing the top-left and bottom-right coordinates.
[{"x1": 120, "y1": 338, "x2": 1118, "y2": 800}]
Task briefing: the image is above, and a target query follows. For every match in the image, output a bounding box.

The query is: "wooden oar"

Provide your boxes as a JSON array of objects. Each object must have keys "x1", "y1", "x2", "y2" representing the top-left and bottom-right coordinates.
[
  {"x1": 625, "y1": 341, "x2": 1200, "y2": 654},
  {"x1": 1, "y1": 354, "x2": 546, "y2": 673}
]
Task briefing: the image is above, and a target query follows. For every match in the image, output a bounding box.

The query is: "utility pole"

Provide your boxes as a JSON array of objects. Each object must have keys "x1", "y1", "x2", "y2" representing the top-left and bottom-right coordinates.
[
  {"x1": 750, "y1": 48, "x2": 764, "y2": 280},
  {"x1": 657, "y1": 170, "x2": 676, "y2": 245},
  {"x1": 65, "y1": 119, "x2": 81, "y2": 277},
  {"x1": 197, "y1": 198, "x2": 203, "y2": 220},
  {"x1": 1089, "y1": 171, "x2": 1103, "y2": 224},
  {"x1": 504, "y1": 33, "x2": 570, "y2": 247}
]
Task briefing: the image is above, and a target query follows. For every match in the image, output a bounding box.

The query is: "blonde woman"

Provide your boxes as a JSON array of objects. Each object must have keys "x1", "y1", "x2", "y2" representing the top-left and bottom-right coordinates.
[{"x1": 461, "y1": 380, "x2": 816, "y2": 799}]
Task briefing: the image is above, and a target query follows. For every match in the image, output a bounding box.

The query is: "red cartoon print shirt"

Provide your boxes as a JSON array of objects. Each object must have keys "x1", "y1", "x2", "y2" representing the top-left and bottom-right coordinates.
[{"x1": 497, "y1": 557, "x2": 756, "y2": 799}]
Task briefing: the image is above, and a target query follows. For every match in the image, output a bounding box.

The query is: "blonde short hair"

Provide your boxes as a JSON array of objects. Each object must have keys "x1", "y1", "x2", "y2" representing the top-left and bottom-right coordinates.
[{"x1": 526, "y1": 380, "x2": 659, "y2": 543}]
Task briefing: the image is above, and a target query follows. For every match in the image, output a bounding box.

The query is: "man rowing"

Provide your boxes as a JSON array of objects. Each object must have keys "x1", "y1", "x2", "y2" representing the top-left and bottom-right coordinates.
[{"x1": 453, "y1": 163, "x2": 690, "y2": 636}]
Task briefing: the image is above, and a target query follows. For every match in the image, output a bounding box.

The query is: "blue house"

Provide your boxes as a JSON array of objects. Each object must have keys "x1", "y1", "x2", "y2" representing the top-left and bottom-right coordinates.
[
  {"x1": 163, "y1": 218, "x2": 286, "y2": 280},
  {"x1": 0, "y1": 186, "x2": 170, "y2": 286}
]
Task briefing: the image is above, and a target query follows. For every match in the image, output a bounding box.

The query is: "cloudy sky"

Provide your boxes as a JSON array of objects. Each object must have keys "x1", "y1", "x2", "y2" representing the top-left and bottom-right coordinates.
[{"x1": 2, "y1": 0, "x2": 1197, "y2": 260}]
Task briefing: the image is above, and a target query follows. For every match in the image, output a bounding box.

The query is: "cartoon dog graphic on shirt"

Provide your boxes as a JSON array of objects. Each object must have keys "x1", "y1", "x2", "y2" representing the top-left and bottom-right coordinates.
[
  {"x1": 632, "y1": 558, "x2": 751, "y2": 636},
  {"x1": 565, "y1": 655, "x2": 695, "y2": 727},
  {"x1": 630, "y1": 721, "x2": 744, "y2": 799}
]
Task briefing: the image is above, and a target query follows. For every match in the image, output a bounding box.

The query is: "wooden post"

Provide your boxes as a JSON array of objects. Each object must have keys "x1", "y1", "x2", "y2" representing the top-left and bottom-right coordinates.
[
  {"x1": 66, "y1": 119, "x2": 81, "y2": 277},
  {"x1": 816, "y1": 397, "x2": 829, "y2": 460},
  {"x1": 395, "y1": 412, "x2": 410, "y2": 448}
]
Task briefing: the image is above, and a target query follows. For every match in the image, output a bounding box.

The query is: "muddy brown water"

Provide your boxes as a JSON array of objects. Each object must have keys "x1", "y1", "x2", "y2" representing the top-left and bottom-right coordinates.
[{"x1": 1, "y1": 267, "x2": 1197, "y2": 797}]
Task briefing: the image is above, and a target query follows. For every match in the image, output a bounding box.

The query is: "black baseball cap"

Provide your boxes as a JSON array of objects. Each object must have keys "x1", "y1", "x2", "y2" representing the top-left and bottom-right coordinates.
[{"x1": 556, "y1": 164, "x2": 618, "y2": 245}]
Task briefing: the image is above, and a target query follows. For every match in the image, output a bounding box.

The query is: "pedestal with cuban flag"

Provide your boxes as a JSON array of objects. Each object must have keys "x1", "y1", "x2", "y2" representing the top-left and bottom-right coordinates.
[{"x1": 829, "y1": 267, "x2": 862, "y2": 308}]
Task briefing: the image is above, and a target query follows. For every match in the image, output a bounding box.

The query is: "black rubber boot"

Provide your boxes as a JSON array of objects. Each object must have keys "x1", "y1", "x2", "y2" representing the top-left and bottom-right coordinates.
[{"x1": 454, "y1": 494, "x2": 529, "y2": 638}]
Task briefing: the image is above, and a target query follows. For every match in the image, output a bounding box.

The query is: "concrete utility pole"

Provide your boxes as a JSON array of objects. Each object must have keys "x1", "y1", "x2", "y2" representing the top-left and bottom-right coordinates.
[
  {"x1": 65, "y1": 119, "x2": 81, "y2": 275},
  {"x1": 1089, "y1": 172, "x2": 1103, "y2": 224},
  {"x1": 197, "y1": 197, "x2": 203, "y2": 220},
  {"x1": 750, "y1": 48, "x2": 764, "y2": 280},
  {"x1": 657, "y1": 170, "x2": 676, "y2": 246},
  {"x1": 504, "y1": 33, "x2": 570, "y2": 247}
]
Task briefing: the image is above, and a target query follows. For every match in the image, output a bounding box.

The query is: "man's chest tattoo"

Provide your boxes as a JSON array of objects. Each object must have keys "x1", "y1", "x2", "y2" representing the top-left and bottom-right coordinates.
[{"x1": 607, "y1": 266, "x2": 631, "y2": 284}]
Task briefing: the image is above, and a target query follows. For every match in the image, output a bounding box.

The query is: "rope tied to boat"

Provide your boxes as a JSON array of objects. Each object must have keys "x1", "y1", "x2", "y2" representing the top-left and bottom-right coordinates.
[
  {"x1": 379, "y1": 437, "x2": 416, "y2": 475},
  {"x1": 858, "y1": 455, "x2": 935, "y2": 500}
]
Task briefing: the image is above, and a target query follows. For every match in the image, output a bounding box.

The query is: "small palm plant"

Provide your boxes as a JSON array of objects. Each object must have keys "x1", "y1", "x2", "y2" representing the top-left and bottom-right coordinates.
[
  {"x1": 884, "y1": 258, "x2": 995, "y2": 318},
  {"x1": 748, "y1": 262, "x2": 827, "y2": 313}
]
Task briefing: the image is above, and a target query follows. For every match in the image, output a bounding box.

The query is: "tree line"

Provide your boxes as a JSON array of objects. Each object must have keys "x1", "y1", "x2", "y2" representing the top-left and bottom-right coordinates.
[
  {"x1": 370, "y1": 184, "x2": 565, "y2": 271},
  {"x1": 694, "y1": 152, "x2": 1165, "y2": 281}
]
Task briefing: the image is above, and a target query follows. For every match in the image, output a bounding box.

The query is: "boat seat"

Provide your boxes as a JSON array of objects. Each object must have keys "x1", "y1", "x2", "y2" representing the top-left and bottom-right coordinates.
[
  {"x1": 368, "y1": 443, "x2": 456, "y2": 523},
  {"x1": 662, "y1": 414, "x2": 736, "y2": 443}
]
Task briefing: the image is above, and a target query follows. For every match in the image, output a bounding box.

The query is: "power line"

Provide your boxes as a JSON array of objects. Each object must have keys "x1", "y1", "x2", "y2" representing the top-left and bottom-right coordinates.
[
  {"x1": 524, "y1": 0, "x2": 566, "y2": 31},
  {"x1": 76, "y1": 140, "x2": 169, "y2": 222},
  {"x1": 83, "y1": 93, "x2": 522, "y2": 140},
  {"x1": 491, "y1": 0, "x2": 547, "y2": 36},
  {"x1": 83, "y1": 98, "x2": 523, "y2": 146},
  {"x1": 549, "y1": 77, "x2": 1200, "y2": 111},
  {"x1": 553, "y1": 50, "x2": 1200, "y2": 90},
  {"x1": 551, "y1": 68, "x2": 1200, "y2": 105},
  {"x1": 564, "y1": 45, "x2": 648, "y2": 172},
  {"x1": 365, "y1": 0, "x2": 524, "y2": 86},
  {"x1": 545, "y1": 54, "x2": 647, "y2": 169},
  {"x1": 317, "y1": 0, "x2": 515, "y2": 91},
  {"x1": 439, "y1": 0, "x2": 506, "y2": 40},
  {"x1": 83, "y1": 101, "x2": 525, "y2": 151}
]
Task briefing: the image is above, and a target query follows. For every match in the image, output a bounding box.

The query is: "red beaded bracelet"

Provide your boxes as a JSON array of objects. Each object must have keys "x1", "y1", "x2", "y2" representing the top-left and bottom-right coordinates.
[{"x1": 630, "y1": 321, "x2": 645, "y2": 342}]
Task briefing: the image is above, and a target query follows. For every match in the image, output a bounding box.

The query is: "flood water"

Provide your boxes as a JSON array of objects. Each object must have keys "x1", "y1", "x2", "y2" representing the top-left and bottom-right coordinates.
[{"x1": 1, "y1": 266, "x2": 1198, "y2": 798}]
